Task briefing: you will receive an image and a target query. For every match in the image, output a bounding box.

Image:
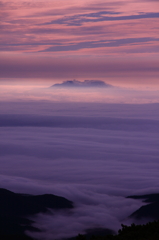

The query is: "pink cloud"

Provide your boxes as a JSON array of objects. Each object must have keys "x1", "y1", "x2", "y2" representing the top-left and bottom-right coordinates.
[{"x1": 0, "y1": 0, "x2": 159, "y2": 86}]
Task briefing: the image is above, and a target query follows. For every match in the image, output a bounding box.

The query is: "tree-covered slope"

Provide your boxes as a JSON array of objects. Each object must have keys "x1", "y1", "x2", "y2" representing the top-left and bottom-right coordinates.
[{"x1": 76, "y1": 220, "x2": 159, "y2": 240}]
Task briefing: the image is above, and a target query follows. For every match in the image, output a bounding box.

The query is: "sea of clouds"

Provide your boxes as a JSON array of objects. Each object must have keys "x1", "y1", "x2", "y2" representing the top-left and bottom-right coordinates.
[{"x1": 0, "y1": 101, "x2": 159, "y2": 239}]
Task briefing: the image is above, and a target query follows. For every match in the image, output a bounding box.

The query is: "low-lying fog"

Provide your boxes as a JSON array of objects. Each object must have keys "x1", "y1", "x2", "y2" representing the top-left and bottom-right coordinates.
[{"x1": 1, "y1": 79, "x2": 159, "y2": 104}]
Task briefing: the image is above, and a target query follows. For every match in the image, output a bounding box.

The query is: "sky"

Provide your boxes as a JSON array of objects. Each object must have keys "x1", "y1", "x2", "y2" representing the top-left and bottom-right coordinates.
[{"x1": 0, "y1": 0, "x2": 159, "y2": 89}]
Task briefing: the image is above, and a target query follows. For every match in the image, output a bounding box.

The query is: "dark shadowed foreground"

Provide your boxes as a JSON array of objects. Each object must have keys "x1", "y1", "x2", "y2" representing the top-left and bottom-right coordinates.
[
  {"x1": 1, "y1": 188, "x2": 159, "y2": 240},
  {"x1": 0, "y1": 188, "x2": 73, "y2": 239},
  {"x1": 76, "y1": 220, "x2": 159, "y2": 240},
  {"x1": 128, "y1": 193, "x2": 159, "y2": 220}
]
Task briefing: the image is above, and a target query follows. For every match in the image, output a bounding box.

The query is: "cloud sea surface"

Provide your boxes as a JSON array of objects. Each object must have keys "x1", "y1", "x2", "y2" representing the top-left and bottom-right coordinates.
[{"x1": 0, "y1": 101, "x2": 159, "y2": 239}]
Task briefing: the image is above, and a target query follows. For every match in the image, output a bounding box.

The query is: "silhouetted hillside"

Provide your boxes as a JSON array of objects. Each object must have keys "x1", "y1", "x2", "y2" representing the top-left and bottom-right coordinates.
[
  {"x1": 0, "y1": 188, "x2": 73, "y2": 239},
  {"x1": 76, "y1": 221, "x2": 159, "y2": 240},
  {"x1": 127, "y1": 193, "x2": 159, "y2": 220}
]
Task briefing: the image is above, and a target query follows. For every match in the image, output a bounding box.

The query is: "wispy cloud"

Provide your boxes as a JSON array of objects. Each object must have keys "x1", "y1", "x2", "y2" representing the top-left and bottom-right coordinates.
[
  {"x1": 42, "y1": 37, "x2": 159, "y2": 52},
  {"x1": 43, "y1": 12, "x2": 159, "y2": 26}
]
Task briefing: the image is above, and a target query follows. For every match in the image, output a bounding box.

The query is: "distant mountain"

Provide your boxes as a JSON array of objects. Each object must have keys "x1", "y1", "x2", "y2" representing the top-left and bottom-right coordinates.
[
  {"x1": 50, "y1": 80, "x2": 112, "y2": 88},
  {"x1": 127, "y1": 193, "x2": 159, "y2": 220},
  {"x1": 0, "y1": 188, "x2": 73, "y2": 239}
]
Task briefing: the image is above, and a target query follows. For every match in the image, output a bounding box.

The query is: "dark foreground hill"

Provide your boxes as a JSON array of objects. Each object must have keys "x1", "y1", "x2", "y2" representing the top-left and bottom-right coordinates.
[
  {"x1": 0, "y1": 188, "x2": 73, "y2": 240},
  {"x1": 127, "y1": 193, "x2": 159, "y2": 220},
  {"x1": 76, "y1": 220, "x2": 159, "y2": 240},
  {"x1": 1, "y1": 190, "x2": 159, "y2": 240}
]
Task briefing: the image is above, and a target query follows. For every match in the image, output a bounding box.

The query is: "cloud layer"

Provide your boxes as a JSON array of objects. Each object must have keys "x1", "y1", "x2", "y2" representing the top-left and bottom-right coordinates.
[{"x1": 0, "y1": 101, "x2": 159, "y2": 239}]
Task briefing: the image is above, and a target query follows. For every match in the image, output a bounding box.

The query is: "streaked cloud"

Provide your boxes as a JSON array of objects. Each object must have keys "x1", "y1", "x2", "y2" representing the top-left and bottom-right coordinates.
[
  {"x1": 43, "y1": 12, "x2": 159, "y2": 26},
  {"x1": 42, "y1": 37, "x2": 159, "y2": 52}
]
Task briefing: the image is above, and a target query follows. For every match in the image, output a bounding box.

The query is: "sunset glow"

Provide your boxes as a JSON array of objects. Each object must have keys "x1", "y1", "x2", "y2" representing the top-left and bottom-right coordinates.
[{"x1": 1, "y1": 0, "x2": 159, "y2": 92}]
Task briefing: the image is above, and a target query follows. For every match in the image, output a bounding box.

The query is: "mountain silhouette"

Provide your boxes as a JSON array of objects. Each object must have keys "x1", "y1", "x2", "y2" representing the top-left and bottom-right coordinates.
[
  {"x1": 51, "y1": 80, "x2": 112, "y2": 88},
  {"x1": 127, "y1": 193, "x2": 159, "y2": 220},
  {"x1": 0, "y1": 188, "x2": 73, "y2": 239}
]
